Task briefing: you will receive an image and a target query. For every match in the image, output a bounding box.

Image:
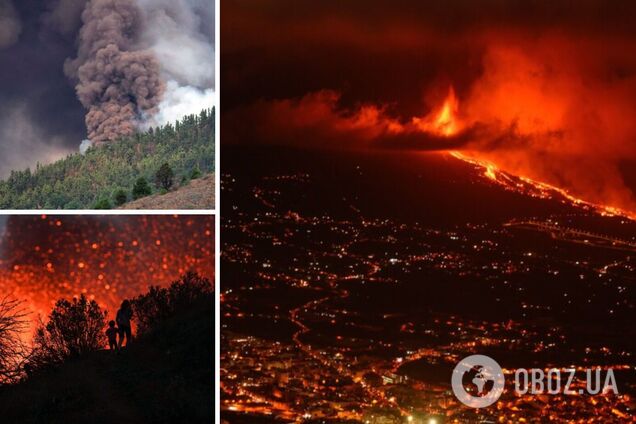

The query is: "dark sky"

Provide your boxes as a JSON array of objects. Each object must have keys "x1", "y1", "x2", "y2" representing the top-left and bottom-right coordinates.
[
  {"x1": 222, "y1": 0, "x2": 636, "y2": 114},
  {"x1": 222, "y1": 0, "x2": 636, "y2": 214},
  {"x1": 0, "y1": 0, "x2": 85, "y2": 174}
]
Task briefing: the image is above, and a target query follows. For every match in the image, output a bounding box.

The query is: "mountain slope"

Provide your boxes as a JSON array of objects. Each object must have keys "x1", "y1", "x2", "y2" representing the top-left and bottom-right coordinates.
[
  {"x1": 0, "y1": 109, "x2": 214, "y2": 210},
  {"x1": 118, "y1": 173, "x2": 215, "y2": 209}
]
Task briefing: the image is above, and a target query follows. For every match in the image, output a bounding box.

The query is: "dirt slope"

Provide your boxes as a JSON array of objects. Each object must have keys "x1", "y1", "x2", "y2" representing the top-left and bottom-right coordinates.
[{"x1": 118, "y1": 173, "x2": 215, "y2": 210}]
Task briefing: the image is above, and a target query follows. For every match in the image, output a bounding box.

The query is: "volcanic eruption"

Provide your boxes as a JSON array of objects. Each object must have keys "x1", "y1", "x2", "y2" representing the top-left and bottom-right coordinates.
[{"x1": 222, "y1": 0, "x2": 636, "y2": 219}]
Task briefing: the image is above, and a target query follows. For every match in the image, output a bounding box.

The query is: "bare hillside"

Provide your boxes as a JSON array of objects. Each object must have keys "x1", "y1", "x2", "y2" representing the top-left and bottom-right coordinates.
[{"x1": 118, "y1": 174, "x2": 215, "y2": 210}]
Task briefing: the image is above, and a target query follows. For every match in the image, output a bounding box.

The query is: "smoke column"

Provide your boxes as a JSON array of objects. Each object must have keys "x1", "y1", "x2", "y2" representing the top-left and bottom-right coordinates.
[{"x1": 64, "y1": 0, "x2": 165, "y2": 144}]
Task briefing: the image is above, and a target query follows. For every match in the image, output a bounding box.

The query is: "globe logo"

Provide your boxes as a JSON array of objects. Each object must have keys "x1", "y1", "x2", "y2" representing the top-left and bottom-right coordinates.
[{"x1": 451, "y1": 355, "x2": 505, "y2": 408}]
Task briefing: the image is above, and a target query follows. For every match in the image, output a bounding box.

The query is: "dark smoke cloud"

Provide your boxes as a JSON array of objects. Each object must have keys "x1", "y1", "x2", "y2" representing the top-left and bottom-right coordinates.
[
  {"x1": 42, "y1": 0, "x2": 86, "y2": 36},
  {"x1": 64, "y1": 0, "x2": 165, "y2": 144},
  {"x1": 0, "y1": 0, "x2": 21, "y2": 49},
  {"x1": 0, "y1": 0, "x2": 85, "y2": 177}
]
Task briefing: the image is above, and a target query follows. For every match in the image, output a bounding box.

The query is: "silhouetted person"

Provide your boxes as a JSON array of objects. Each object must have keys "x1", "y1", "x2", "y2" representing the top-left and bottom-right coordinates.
[
  {"x1": 116, "y1": 300, "x2": 133, "y2": 348},
  {"x1": 106, "y1": 320, "x2": 118, "y2": 351}
]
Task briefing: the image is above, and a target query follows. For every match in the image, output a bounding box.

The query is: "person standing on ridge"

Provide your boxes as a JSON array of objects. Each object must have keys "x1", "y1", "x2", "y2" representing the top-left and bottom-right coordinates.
[
  {"x1": 106, "y1": 320, "x2": 119, "y2": 351},
  {"x1": 116, "y1": 300, "x2": 134, "y2": 348}
]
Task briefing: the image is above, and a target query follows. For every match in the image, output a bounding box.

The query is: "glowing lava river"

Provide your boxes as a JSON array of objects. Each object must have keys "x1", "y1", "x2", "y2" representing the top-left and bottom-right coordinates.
[{"x1": 448, "y1": 151, "x2": 636, "y2": 221}]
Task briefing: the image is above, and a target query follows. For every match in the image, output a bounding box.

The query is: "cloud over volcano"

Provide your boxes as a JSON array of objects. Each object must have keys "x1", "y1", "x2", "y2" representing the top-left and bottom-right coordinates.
[{"x1": 222, "y1": 0, "x2": 636, "y2": 213}]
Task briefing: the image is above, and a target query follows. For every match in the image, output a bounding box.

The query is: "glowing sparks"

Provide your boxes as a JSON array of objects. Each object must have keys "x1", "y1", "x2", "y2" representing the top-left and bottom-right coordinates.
[{"x1": 0, "y1": 216, "x2": 215, "y2": 338}]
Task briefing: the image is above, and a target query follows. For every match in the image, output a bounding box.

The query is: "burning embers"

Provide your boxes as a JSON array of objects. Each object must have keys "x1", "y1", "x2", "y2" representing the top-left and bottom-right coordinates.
[{"x1": 0, "y1": 215, "x2": 214, "y2": 337}]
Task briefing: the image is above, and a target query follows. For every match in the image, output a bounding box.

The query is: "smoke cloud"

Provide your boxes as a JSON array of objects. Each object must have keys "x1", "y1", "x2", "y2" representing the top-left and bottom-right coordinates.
[
  {"x1": 0, "y1": 0, "x2": 21, "y2": 49},
  {"x1": 42, "y1": 0, "x2": 87, "y2": 36},
  {"x1": 137, "y1": 0, "x2": 215, "y2": 127},
  {"x1": 64, "y1": 0, "x2": 214, "y2": 143},
  {"x1": 64, "y1": 0, "x2": 165, "y2": 144},
  {"x1": 0, "y1": 104, "x2": 72, "y2": 178},
  {"x1": 0, "y1": 0, "x2": 214, "y2": 177}
]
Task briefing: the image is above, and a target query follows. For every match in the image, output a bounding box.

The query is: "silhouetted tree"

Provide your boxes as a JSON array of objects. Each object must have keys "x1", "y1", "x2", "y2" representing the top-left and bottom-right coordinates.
[
  {"x1": 0, "y1": 297, "x2": 28, "y2": 382},
  {"x1": 132, "y1": 272, "x2": 212, "y2": 334},
  {"x1": 31, "y1": 295, "x2": 106, "y2": 368},
  {"x1": 114, "y1": 189, "x2": 128, "y2": 206},
  {"x1": 155, "y1": 163, "x2": 175, "y2": 190},
  {"x1": 132, "y1": 177, "x2": 152, "y2": 199}
]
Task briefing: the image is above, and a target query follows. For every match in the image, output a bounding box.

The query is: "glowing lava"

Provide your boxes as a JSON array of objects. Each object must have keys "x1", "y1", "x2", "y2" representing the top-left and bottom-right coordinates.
[
  {"x1": 449, "y1": 151, "x2": 636, "y2": 220},
  {"x1": 433, "y1": 87, "x2": 460, "y2": 136},
  {"x1": 412, "y1": 87, "x2": 461, "y2": 136},
  {"x1": 411, "y1": 85, "x2": 636, "y2": 220}
]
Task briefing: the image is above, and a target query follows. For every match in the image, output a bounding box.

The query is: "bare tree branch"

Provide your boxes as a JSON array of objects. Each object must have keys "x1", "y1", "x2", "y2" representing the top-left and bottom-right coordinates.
[{"x1": 0, "y1": 296, "x2": 29, "y2": 383}]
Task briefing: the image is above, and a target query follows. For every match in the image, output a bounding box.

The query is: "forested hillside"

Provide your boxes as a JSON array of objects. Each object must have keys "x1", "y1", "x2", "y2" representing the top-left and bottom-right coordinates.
[{"x1": 0, "y1": 109, "x2": 214, "y2": 209}]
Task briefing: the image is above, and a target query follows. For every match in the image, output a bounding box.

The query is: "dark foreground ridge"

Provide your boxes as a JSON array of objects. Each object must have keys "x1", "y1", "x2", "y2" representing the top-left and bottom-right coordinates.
[
  {"x1": 0, "y1": 109, "x2": 215, "y2": 210},
  {"x1": 0, "y1": 274, "x2": 214, "y2": 424}
]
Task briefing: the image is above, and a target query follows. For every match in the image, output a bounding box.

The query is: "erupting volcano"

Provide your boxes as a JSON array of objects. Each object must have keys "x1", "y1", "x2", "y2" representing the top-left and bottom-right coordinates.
[
  {"x1": 411, "y1": 85, "x2": 636, "y2": 220},
  {"x1": 222, "y1": 2, "x2": 636, "y2": 422}
]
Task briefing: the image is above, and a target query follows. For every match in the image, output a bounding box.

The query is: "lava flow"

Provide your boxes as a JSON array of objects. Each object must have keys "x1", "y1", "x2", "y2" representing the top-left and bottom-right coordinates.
[
  {"x1": 0, "y1": 215, "x2": 214, "y2": 337},
  {"x1": 421, "y1": 87, "x2": 636, "y2": 220}
]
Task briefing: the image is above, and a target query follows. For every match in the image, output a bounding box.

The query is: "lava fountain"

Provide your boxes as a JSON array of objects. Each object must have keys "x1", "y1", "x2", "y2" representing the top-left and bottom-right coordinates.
[{"x1": 412, "y1": 87, "x2": 462, "y2": 137}]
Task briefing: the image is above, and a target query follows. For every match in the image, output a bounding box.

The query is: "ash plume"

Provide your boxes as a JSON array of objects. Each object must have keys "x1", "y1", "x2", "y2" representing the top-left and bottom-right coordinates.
[
  {"x1": 0, "y1": 0, "x2": 21, "y2": 49},
  {"x1": 64, "y1": 0, "x2": 165, "y2": 144}
]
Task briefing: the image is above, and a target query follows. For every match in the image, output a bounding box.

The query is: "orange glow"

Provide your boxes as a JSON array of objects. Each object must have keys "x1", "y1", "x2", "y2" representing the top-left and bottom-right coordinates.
[
  {"x1": 412, "y1": 87, "x2": 461, "y2": 137},
  {"x1": 0, "y1": 216, "x2": 215, "y2": 342},
  {"x1": 435, "y1": 87, "x2": 460, "y2": 136}
]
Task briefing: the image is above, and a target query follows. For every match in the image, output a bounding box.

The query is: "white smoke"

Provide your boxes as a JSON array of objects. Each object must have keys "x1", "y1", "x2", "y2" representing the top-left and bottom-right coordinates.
[
  {"x1": 137, "y1": 0, "x2": 215, "y2": 127},
  {"x1": 79, "y1": 138, "x2": 92, "y2": 154},
  {"x1": 147, "y1": 81, "x2": 214, "y2": 127}
]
